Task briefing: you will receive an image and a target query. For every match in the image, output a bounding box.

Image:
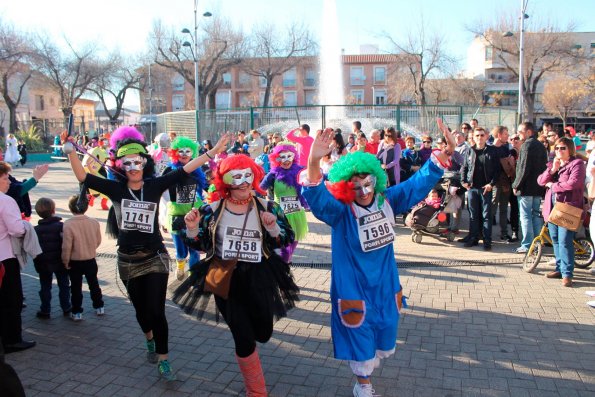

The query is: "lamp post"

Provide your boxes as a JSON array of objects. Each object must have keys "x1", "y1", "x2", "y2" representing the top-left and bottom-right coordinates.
[
  {"x1": 503, "y1": 0, "x2": 529, "y2": 127},
  {"x1": 182, "y1": 2, "x2": 211, "y2": 140}
]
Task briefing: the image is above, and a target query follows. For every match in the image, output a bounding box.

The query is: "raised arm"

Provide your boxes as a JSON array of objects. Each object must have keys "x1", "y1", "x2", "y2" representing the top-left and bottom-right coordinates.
[
  {"x1": 307, "y1": 128, "x2": 334, "y2": 183},
  {"x1": 183, "y1": 133, "x2": 231, "y2": 174}
]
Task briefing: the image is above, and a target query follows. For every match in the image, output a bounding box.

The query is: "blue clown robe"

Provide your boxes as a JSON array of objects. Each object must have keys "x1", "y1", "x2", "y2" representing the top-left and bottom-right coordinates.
[{"x1": 302, "y1": 161, "x2": 443, "y2": 362}]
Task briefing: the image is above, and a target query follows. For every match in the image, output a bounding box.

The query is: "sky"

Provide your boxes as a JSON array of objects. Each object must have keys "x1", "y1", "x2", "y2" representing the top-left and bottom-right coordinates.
[{"x1": 2, "y1": 0, "x2": 594, "y2": 108}]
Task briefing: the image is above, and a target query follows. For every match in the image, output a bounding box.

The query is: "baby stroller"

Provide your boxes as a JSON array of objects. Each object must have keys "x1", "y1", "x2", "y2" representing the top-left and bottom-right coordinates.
[{"x1": 405, "y1": 180, "x2": 462, "y2": 243}]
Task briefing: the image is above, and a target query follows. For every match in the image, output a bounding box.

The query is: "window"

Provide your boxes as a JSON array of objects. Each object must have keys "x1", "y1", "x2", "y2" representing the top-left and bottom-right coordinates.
[
  {"x1": 222, "y1": 72, "x2": 232, "y2": 86},
  {"x1": 283, "y1": 91, "x2": 297, "y2": 106},
  {"x1": 49, "y1": 97, "x2": 55, "y2": 106},
  {"x1": 350, "y1": 90, "x2": 364, "y2": 105},
  {"x1": 239, "y1": 93, "x2": 252, "y2": 107},
  {"x1": 304, "y1": 68, "x2": 317, "y2": 86},
  {"x1": 305, "y1": 91, "x2": 316, "y2": 105},
  {"x1": 350, "y1": 67, "x2": 364, "y2": 86},
  {"x1": 374, "y1": 89, "x2": 386, "y2": 105},
  {"x1": 374, "y1": 66, "x2": 386, "y2": 84},
  {"x1": 485, "y1": 46, "x2": 493, "y2": 61},
  {"x1": 216, "y1": 91, "x2": 231, "y2": 109},
  {"x1": 239, "y1": 71, "x2": 251, "y2": 87},
  {"x1": 283, "y1": 68, "x2": 296, "y2": 87},
  {"x1": 259, "y1": 75, "x2": 268, "y2": 88},
  {"x1": 171, "y1": 74, "x2": 185, "y2": 91},
  {"x1": 35, "y1": 95, "x2": 45, "y2": 111},
  {"x1": 172, "y1": 95, "x2": 185, "y2": 111}
]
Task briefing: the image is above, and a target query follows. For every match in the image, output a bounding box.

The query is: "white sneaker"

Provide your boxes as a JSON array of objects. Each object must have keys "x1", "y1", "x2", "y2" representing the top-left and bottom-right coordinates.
[
  {"x1": 590, "y1": 268, "x2": 595, "y2": 275},
  {"x1": 353, "y1": 382, "x2": 380, "y2": 397},
  {"x1": 71, "y1": 313, "x2": 83, "y2": 322},
  {"x1": 96, "y1": 307, "x2": 105, "y2": 316}
]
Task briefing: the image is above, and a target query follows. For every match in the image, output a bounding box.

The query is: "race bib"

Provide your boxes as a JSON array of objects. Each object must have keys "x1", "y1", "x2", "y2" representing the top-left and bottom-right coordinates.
[
  {"x1": 280, "y1": 196, "x2": 302, "y2": 214},
  {"x1": 176, "y1": 183, "x2": 197, "y2": 205},
  {"x1": 222, "y1": 226, "x2": 262, "y2": 263},
  {"x1": 357, "y1": 210, "x2": 394, "y2": 252},
  {"x1": 121, "y1": 199, "x2": 156, "y2": 234}
]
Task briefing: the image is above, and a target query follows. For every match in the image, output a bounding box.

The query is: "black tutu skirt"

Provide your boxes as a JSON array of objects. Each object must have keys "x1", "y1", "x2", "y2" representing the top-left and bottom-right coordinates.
[{"x1": 171, "y1": 252, "x2": 300, "y2": 323}]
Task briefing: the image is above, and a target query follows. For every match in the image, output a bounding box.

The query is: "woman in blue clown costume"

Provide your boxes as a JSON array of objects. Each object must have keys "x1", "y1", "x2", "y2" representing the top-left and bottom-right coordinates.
[
  {"x1": 259, "y1": 141, "x2": 308, "y2": 263},
  {"x1": 162, "y1": 137, "x2": 208, "y2": 280},
  {"x1": 300, "y1": 122, "x2": 455, "y2": 397}
]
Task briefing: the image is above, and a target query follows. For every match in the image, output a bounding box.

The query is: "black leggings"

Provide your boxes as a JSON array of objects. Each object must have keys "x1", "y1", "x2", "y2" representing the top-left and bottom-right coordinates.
[
  {"x1": 125, "y1": 272, "x2": 169, "y2": 355},
  {"x1": 215, "y1": 294, "x2": 274, "y2": 358}
]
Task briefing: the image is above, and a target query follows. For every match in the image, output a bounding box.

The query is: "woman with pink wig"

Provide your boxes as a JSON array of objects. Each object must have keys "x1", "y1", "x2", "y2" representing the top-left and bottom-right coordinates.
[
  {"x1": 172, "y1": 154, "x2": 299, "y2": 396},
  {"x1": 259, "y1": 141, "x2": 308, "y2": 263},
  {"x1": 62, "y1": 126, "x2": 231, "y2": 382}
]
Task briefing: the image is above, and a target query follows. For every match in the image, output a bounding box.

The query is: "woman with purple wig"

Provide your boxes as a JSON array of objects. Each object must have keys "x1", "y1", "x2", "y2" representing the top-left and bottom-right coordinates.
[
  {"x1": 259, "y1": 141, "x2": 308, "y2": 263},
  {"x1": 62, "y1": 126, "x2": 230, "y2": 382}
]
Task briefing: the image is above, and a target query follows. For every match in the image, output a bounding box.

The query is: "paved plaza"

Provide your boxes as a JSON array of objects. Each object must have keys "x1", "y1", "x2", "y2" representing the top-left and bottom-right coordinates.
[{"x1": 4, "y1": 162, "x2": 595, "y2": 397}]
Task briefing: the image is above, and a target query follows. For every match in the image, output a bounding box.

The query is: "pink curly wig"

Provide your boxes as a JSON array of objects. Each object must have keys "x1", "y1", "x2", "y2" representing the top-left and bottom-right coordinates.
[
  {"x1": 214, "y1": 154, "x2": 266, "y2": 198},
  {"x1": 110, "y1": 126, "x2": 145, "y2": 151},
  {"x1": 269, "y1": 142, "x2": 299, "y2": 168}
]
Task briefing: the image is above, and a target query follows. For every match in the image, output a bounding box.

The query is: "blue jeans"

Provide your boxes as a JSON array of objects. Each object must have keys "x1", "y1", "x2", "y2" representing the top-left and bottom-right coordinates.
[
  {"x1": 518, "y1": 196, "x2": 543, "y2": 249},
  {"x1": 172, "y1": 233, "x2": 199, "y2": 266},
  {"x1": 548, "y1": 222, "x2": 575, "y2": 278},
  {"x1": 38, "y1": 269, "x2": 71, "y2": 314},
  {"x1": 467, "y1": 188, "x2": 493, "y2": 243}
]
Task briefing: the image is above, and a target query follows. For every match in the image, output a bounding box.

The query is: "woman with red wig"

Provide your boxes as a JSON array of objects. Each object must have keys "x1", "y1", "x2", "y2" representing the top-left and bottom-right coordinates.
[
  {"x1": 259, "y1": 141, "x2": 308, "y2": 263},
  {"x1": 173, "y1": 154, "x2": 299, "y2": 396},
  {"x1": 62, "y1": 127, "x2": 231, "y2": 382}
]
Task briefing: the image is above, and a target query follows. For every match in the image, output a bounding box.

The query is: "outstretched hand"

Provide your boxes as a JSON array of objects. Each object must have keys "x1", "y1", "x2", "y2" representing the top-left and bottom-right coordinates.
[
  {"x1": 32, "y1": 164, "x2": 49, "y2": 181},
  {"x1": 213, "y1": 132, "x2": 233, "y2": 154},
  {"x1": 310, "y1": 128, "x2": 334, "y2": 161}
]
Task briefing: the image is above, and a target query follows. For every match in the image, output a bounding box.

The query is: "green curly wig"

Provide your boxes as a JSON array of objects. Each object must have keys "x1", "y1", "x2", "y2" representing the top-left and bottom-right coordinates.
[
  {"x1": 328, "y1": 151, "x2": 387, "y2": 195},
  {"x1": 171, "y1": 136, "x2": 198, "y2": 158}
]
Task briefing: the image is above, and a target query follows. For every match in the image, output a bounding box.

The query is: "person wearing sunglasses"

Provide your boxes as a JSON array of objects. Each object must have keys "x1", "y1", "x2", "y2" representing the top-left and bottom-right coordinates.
[
  {"x1": 162, "y1": 137, "x2": 209, "y2": 281},
  {"x1": 260, "y1": 141, "x2": 308, "y2": 263},
  {"x1": 62, "y1": 126, "x2": 231, "y2": 382},
  {"x1": 537, "y1": 137, "x2": 585, "y2": 287},
  {"x1": 419, "y1": 135, "x2": 433, "y2": 164},
  {"x1": 460, "y1": 127, "x2": 501, "y2": 251}
]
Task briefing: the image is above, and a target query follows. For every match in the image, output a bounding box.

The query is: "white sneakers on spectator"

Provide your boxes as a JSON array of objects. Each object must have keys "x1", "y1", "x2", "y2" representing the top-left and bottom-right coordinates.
[
  {"x1": 96, "y1": 307, "x2": 105, "y2": 316},
  {"x1": 71, "y1": 313, "x2": 83, "y2": 321},
  {"x1": 353, "y1": 382, "x2": 380, "y2": 397}
]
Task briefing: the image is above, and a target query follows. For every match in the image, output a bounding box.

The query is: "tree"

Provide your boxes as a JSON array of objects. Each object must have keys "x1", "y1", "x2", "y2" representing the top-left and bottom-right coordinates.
[
  {"x1": 384, "y1": 17, "x2": 455, "y2": 106},
  {"x1": 542, "y1": 77, "x2": 588, "y2": 128},
  {"x1": 468, "y1": 15, "x2": 583, "y2": 122},
  {"x1": 425, "y1": 78, "x2": 487, "y2": 106},
  {"x1": 0, "y1": 18, "x2": 33, "y2": 134},
  {"x1": 90, "y1": 52, "x2": 145, "y2": 127},
  {"x1": 242, "y1": 22, "x2": 317, "y2": 107},
  {"x1": 33, "y1": 35, "x2": 104, "y2": 119},
  {"x1": 149, "y1": 16, "x2": 245, "y2": 110}
]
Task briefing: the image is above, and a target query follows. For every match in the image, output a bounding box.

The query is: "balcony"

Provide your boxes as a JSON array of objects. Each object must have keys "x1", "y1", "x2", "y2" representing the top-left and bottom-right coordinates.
[{"x1": 303, "y1": 78, "x2": 317, "y2": 87}]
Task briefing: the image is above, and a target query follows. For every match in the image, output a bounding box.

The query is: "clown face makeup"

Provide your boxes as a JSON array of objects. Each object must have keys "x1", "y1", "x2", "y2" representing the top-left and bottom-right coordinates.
[
  {"x1": 352, "y1": 175, "x2": 377, "y2": 196},
  {"x1": 177, "y1": 148, "x2": 193, "y2": 157},
  {"x1": 121, "y1": 156, "x2": 147, "y2": 172},
  {"x1": 223, "y1": 168, "x2": 254, "y2": 186}
]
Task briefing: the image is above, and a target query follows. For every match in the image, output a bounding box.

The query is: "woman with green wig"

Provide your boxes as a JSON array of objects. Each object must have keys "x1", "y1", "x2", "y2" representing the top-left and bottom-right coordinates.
[
  {"x1": 300, "y1": 122, "x2": 455, "y2": 397},
  {"x1": 162, "y1": 136, "x2": 208, "y2": 280}
]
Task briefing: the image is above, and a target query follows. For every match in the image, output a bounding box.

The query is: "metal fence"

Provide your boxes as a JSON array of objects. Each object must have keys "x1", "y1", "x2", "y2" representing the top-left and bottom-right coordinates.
[{"x1": 157, "y1": 105, "x2": 517, "y2": 141}]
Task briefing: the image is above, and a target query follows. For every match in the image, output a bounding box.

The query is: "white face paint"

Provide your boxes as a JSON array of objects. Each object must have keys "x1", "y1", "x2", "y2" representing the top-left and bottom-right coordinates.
[
  {"x1": 224, "y1": 168, "x2": 254, "y2": 186},
  {"x1": 278, "y1": 151, "x2": 295, "y2": 163},
  {"x1": 352, "y1": 175, "x2": 377, "y2": 196},
  {"x1": 121, "y1": 156, "x2": 147, "y2": 172},
  {"x1": 177, "y1": 148, "x2": 193, "y2": 157}
]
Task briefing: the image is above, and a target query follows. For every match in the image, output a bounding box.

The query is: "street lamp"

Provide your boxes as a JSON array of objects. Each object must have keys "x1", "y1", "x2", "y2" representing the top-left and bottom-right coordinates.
[
  {"x1": 503, "y1": 0, "x2": 529, "y2": 126},
  {"x1": 182, "y1": 3, "x2": 212, "y2": 140}
]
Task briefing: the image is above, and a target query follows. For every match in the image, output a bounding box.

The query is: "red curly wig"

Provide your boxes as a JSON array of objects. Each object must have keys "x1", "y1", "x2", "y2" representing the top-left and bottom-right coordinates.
[
  {"x1": 326, "y1": 180, "x2": 356, "y2": 204},
  {"x1": 214, "y1": 154, "x2": 266, "y2": 198}
]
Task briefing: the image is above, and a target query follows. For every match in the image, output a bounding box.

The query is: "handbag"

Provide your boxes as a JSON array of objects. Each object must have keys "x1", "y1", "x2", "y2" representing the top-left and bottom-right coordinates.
[
  {"x1": 499, "y1": 155, "x2": 516, "y2": 179},
  {"x1": 548, "y1": 201, "x2": 583, "y2": 231},
  {"x1": 204, "y1": 201, "x2": 253, "y2": 299}
]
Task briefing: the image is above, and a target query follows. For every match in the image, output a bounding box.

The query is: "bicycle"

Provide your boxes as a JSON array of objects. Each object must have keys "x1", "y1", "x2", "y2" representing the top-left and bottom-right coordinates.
[{"x1": 522, "y1": 223, "x2": 595, "y2": 273}]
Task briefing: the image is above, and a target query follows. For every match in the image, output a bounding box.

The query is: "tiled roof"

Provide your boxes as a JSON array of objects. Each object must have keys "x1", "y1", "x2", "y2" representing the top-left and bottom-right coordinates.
[{"x1": 342, "y1": 54, "x2": 402, "y2": 64}]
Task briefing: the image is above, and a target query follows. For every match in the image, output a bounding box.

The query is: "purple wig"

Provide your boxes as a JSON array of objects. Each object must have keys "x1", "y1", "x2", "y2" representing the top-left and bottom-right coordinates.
[
  {"x1": 110, "y1": 126, "x2": 145, "y2": 151},
  {"x1": 269, "y1": 141, "x2": 299, "y2": 168}
]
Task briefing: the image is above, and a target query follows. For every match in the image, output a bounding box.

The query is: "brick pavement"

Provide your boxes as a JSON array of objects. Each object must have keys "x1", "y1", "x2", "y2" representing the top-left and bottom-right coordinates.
[{"x1": 4, "y1": 162, "x2": 595, "y2": 396}]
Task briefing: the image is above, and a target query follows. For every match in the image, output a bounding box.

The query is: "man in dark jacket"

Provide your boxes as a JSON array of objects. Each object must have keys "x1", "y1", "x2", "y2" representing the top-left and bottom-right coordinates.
[
  {"x1": 461, "y1": 127, "x2": 501, "y2": 250},
  {"x1": 512, "y1": 122, "x2": 548, "y2": 253}
]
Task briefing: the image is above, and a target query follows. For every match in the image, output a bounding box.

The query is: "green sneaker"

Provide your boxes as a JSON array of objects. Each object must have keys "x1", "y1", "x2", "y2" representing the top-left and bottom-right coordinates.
[
  {"x1": 146, "y1": 339, "x2": 158, "y2": 364},
  {"x1": 158, "y1": 359, "x2": 176, "y2": 381}
]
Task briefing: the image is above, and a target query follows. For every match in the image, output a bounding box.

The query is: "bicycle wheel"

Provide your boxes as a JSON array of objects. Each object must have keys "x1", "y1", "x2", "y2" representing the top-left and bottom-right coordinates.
[
  {"x1": 523, "y1": 240, "x2": 543, "y2": 273},
  {"x1": 574, "y1": 238, "x2": 594, "y2": 269}
]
